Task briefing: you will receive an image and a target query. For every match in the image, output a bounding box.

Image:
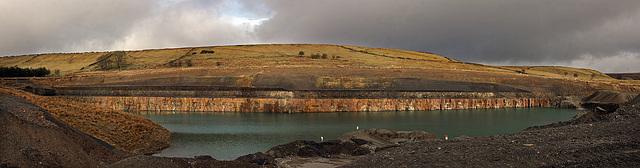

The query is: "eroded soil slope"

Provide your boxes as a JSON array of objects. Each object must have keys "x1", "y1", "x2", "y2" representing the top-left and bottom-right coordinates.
[
  {"x1": 0, "y1": 93, "x2": 130, "y2": 167},
  {"x1": 0, "y1": 86, "x2": 170, "y2": 154}
]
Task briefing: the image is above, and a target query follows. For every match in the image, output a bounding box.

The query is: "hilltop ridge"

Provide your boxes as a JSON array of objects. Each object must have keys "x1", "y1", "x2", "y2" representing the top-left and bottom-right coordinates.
[{"x1": 0, "y1": 44, "x2": 613, "y2": 80}]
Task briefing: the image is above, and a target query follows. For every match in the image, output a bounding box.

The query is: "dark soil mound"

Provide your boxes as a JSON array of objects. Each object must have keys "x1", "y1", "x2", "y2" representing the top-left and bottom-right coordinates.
[
  {"x1": 266, "y1": 140, "x2": 370, "y2": 158},
  {"x1": 626, "y1": 94, "x2": 640, "y2": 106},
  {"x1": 0, "y1": 93, "x2": 130, "y2": 167},
  {"x1": 582, "y1": 90, "x2": 638, "y2": 104},
  {"x1": 107, "y1": 155, "x2": 262, "y2": 168},
  {"x1": 338, "y1": 129, "x2": 441, "y2": 151}
]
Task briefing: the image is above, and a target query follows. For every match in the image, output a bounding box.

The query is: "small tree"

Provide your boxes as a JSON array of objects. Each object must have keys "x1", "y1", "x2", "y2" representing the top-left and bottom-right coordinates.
[
  {"x1": 298, "y1": 51, "x2": 305, "y2": 56},
  {"x1": 564, "y1": 72, "x2": 568, "y2": 76},
  {"x1": 96, "y1": 51, "x2": 128, "y2": 70},
  {"x1": 321, "y1": 53, "x2": 328, "y2": 59},
  {"x1": 54, "y1": 69, "x2": 61, "y2": 76},
  {"x1": 310, "y1": 53, "x2": 320, "y2": 59},
  {"x1": 573, "y1": 74, "x2": 578, "y2": 77},
  {"x1": 96, "y1": 53, "x2": 114, "y2": 70},
  {"x1": 112, "y1": 51, "x2": 127, "y2": 70}
]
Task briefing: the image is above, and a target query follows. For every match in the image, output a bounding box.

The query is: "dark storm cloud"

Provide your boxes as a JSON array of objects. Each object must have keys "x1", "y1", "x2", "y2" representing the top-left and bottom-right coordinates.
[
  {"x1": 2, "y1": 0, "x2": 640, "y2": 72},
  {"x1": 0, "y1": 0, "x2": 157, "y2": 55},
  {"x1": 0, "y1": 0, "x2": 265, "y2": 56},
  {"x1": 257, "y1": 0, "x2": 640, "y2": 72}
]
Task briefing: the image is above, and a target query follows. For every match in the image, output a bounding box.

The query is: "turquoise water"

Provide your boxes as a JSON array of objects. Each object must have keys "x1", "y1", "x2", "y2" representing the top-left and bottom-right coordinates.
[{"x1": 136, "y1": 107, "x2": 579, "y2": 160}]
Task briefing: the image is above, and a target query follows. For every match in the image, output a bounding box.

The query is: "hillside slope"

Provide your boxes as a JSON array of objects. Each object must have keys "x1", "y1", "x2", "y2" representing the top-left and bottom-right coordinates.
[
  {"x1": 0, "y1": 44, "x2": 612, "y2": 80},
  {"x1": 0, "y1": 93, "x2": 129, "y2": 167},
  {"x1": 0, "y1": 86, "x2": 170, "y2": 154}
]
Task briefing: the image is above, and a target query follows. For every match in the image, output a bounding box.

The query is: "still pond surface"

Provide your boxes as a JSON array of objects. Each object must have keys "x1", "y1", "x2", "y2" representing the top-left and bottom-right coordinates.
[{"x1": 136, "y1": 107, "x2": 579, "y2": 160}]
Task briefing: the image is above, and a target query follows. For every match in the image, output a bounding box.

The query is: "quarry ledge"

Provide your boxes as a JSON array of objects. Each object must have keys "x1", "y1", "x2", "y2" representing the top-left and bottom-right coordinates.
[{"x1": 63, "y1": 96, "x2": 551, "y2": 113}]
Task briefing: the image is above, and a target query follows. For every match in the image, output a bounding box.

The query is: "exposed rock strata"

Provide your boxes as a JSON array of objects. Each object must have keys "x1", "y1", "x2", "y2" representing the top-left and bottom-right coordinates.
[{"x1": 66, "y1": 96, "x2": 551, "y2": 113}]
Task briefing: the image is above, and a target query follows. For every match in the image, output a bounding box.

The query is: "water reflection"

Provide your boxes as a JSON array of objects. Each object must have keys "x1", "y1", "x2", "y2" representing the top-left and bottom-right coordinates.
[{"x1": 138, "y1": 108, "x2": 579, "y2": 160}]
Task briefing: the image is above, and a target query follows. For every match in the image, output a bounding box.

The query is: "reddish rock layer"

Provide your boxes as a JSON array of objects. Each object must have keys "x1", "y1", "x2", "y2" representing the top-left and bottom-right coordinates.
[{"x1": 67, "y1": 96, "x2": 550, "y2": 113}]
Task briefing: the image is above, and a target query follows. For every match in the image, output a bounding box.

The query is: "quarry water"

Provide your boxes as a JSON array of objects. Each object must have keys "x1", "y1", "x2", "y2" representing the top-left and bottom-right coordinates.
[{"x1": 135, "y1": 107, "x2": 579, "y2": 160}]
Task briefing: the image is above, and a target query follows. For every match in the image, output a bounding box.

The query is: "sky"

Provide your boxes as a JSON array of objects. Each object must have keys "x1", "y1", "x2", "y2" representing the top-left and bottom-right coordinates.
[{"x1": 1, "y1": 0, "x2": 640, "y2": 73}]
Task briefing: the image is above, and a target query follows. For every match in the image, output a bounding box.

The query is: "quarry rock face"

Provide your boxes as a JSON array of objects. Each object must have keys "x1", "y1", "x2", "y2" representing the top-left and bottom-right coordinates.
[{"x1": 67, "y1": 96, "x2": 550, "y2": 113}]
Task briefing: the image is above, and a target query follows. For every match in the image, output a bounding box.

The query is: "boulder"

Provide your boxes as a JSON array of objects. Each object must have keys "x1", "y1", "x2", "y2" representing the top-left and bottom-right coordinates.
[{"x1": 551, "y1": 96, "x2": 586, "y2": 110}]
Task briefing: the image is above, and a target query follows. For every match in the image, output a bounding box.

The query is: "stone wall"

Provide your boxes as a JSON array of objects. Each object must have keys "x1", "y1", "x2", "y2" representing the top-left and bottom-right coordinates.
[{"x1": 66, "y1": 96, "x2": 551, "y2": 113}]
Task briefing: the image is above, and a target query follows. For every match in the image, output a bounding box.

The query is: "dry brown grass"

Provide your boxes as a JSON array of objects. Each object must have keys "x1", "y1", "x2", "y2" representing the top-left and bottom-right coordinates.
[
  {"x1": 0, "y1": 44, "x2": 629, "y2": 82},
  {"x1": 0, "y1": 86, "x2": 170, "y2": 154}
]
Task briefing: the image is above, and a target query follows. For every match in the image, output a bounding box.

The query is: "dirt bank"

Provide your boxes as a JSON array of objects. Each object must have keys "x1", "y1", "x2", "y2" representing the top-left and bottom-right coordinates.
[
  {"x1": 0, "y1": 93, "x2": 131, "y2": 167},
  {"x1": 0, "y1": 86, "x2": 170, "y2": 154}
]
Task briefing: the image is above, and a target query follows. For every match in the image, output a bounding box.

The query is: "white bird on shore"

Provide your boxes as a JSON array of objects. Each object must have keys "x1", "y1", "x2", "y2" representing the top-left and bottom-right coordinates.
[
  {"x1": 356, "y1": 126, "x2": 359, "y2": 130},
  {"x1": 321, "y1": 136, "x2": 324, "y2": 142}
]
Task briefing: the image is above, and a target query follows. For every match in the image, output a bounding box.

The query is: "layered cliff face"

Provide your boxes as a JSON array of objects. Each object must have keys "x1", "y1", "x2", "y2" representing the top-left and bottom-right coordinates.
[{"x1": 67, "y1": 96, "x2": 550, "y2": 113}]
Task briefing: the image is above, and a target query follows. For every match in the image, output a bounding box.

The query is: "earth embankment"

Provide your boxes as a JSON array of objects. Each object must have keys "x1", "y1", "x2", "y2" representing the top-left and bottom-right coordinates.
[
  {"x1": 0, "y1": 93, "x2": 130, "y2": 167},
  {"x1": 0, "y1": 86, "x2": 170, "y2": 154}
]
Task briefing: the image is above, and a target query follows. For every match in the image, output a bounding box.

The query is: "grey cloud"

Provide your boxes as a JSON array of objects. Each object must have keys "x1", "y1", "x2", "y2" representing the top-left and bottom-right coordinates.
[
  {"x1": 257, "y1": 0, "x2": 640, "y2": 71},
  {"x1": 115, "y1": 0, "x2": 265, "y2": 50},
  {"x1": 0, "y1": 0, "x2": 157, "y2": 55},
  {"x1": 2, "y1": 0, "x2": 640, "y2": 73}
]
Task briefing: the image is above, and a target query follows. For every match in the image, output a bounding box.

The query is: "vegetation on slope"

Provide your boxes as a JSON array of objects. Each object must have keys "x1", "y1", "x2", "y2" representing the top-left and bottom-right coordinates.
[
  {"x1": 0, "y1": 86, "x2": 170, "y2": 154},
  {"x1": 0, "y1": 44, "x2": 616, "y2": 81},
  {"x1": 0, "y1": 66, "x2": 50, "y2": 77}
]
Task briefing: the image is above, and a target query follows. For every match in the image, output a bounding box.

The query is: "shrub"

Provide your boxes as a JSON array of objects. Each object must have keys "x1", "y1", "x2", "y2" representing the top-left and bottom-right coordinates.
[
  {"x1": 299, "y1": 51, "x2": 305, "y2": 56},
  {"x1": 53, "y1": 69, "x2": 61, "y2": 76},
  {"x1": 200, "y1": 50, "x2": 215, "y2": 54},
  {"x1": 0, "y1": 66, "x2": 50, "y2": 77},
  {"x1": 309, "y1": 53, "x2": 329, "y2": 59}
]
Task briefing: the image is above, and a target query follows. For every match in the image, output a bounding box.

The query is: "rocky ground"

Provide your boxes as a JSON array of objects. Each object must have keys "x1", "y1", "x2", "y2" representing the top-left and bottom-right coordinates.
[{"x1": 342, "y1": 104, "x2": 640, "y2": 167}]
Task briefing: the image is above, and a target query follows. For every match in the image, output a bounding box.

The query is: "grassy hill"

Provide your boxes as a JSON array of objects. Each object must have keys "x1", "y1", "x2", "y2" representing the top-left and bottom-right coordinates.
[
  {"x1": 607, "y1": 73, "x2": 640, "y2": 80},
  {"x1": 0, "y1": 44, "x2": 612, "y2": 80}
]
